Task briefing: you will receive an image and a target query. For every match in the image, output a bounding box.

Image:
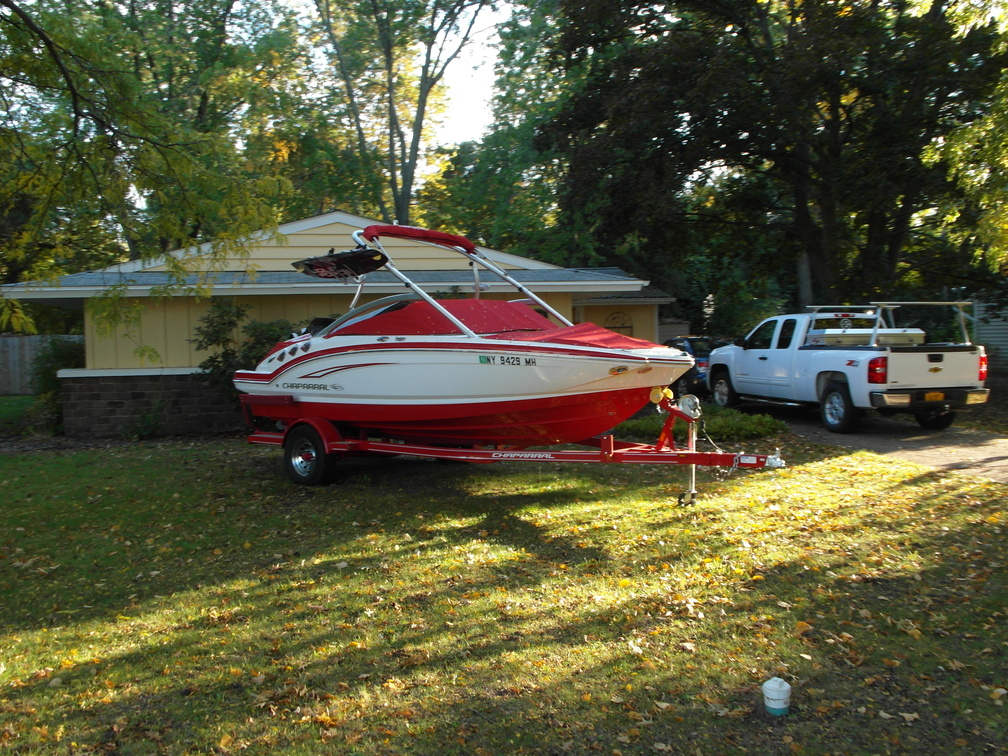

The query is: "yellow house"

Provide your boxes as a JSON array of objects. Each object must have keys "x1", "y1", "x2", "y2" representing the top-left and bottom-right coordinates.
[{"x1": 6, "y1": 211, "x2": 671, "y2": 436}]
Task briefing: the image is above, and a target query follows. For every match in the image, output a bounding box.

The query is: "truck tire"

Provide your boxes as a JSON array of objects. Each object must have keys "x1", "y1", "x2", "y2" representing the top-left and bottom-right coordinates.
[
  {"x1": 820, "y1": 382, "x2": 860, "y2": 433},
  {"x1": 711, "y1": 370, "x2": 739, "y2": 408},
  {"x1": 284, "y1": 425, "x2": 338, "y2": 485},
  {"x1": 915, "y1": 410, "x2": 956, "y2": 430}
]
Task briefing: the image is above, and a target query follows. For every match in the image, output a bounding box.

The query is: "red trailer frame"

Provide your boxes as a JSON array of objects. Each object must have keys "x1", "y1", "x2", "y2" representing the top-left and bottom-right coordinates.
[{"x1": 241, "y1": 392, "x2": 784, "y2": 505}]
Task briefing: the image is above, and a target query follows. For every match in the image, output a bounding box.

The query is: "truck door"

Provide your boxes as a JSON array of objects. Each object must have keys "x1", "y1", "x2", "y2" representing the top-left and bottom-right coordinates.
[
  {"x1": 734, "y1": 318, "x2": 779, "y2": 395},
  {"x1": 765, "y1": 318, "x2": 799, "y2": 398}
]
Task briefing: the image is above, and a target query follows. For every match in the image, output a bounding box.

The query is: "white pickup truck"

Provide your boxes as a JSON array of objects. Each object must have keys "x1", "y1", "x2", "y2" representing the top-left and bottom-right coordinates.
[{"x1": 706, "y1": 302, "x2": 990, "y2": 432}]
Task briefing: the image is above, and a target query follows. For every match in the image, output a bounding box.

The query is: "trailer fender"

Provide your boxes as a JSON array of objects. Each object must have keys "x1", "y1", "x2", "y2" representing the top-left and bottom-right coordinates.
[{"x1": 285, "y1": 418, "x2": 343, "y2": 455}]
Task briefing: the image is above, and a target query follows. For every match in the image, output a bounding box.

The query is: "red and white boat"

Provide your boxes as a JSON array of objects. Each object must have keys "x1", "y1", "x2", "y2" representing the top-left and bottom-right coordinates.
[{"x1": 235, "y1": 225, "x2": 694, "y2": 447}]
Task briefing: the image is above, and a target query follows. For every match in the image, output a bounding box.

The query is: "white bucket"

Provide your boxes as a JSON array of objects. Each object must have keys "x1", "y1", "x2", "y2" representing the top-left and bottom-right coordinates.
[{"x1": 762, "y1": 677, "x2": 791, "y2": 716}]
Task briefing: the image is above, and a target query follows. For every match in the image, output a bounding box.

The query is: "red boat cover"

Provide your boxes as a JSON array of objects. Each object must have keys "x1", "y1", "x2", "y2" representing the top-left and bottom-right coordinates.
[
  {"x1": 332, "y1": 299, "x2": 553, "y2": 336},
  {"x1": 362, "y1": 225, "x2": 477, "y2": 254},
  {"x1": 330, "y1": 299, "x2": 662, "y2": 349},
  {"x1": 494, "y1": 321, "x2": 662, "y2": 350}
]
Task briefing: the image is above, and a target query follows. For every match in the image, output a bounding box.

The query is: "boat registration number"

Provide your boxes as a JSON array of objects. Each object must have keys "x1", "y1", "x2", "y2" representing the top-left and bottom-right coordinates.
[{"x1": 480, "y1": 355, "x2": 537, "y2": 367}]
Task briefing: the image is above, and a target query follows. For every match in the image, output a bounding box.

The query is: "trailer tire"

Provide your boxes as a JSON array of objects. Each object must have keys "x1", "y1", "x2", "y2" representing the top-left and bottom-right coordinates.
[
  {"x1": 915, "y1": 410, "x2": 956, "y2": 430},
  {"x1": 285, "y1": 425, "x2": 338, "y2": 485},
  {"x1": 820, "y1": 382, "x2": 860, "y2": 433},
  {"x1": 711, "y1": 370, "x2": 739, "y2": 408}
]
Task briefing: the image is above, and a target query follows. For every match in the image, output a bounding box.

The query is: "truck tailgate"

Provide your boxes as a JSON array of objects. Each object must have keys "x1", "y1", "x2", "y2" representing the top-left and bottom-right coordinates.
[{"x1": 886, "y1": 346, "x2": 983, "y2": 389}]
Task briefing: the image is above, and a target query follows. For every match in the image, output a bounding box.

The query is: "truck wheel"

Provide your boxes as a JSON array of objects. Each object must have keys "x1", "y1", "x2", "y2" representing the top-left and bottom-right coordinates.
[
  {"x1": 711, "y1": 371, "x2": 739, "y2": 408},
  {"x1": 820, "y1": 382, "x2": 860, "y2": 433},
  {"x1": 915, "y1": 411, "x2": 956, "y2": 430},
  {"x1": 285, "y1": 425, "x2": 338, "y2": 485}
]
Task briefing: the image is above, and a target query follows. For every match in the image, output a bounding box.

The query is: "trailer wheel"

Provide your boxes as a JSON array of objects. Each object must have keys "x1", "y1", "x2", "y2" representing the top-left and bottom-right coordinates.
[
  {"x1": 285, "y1": 425, "x2": 338, "y2": 485},
  {"x1": 915, "y1": 410, "x2": 956, "y2": 430},
  {"x1": 711, "y1": 371, "x2": 739, "y2": 408},
  {"x1": 821, "y1": 382, "x2": 860, "y2": 433}
]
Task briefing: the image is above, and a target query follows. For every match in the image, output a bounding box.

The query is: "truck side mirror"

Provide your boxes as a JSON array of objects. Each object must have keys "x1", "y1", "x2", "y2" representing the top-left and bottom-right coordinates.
[{"x1": 734, "y1": 336, "x2": 747, "y2": 348}]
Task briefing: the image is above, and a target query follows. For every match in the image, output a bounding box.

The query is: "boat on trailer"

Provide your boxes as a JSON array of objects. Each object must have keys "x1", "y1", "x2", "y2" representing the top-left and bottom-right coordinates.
[{"x1": 235, "y1": 224, "x2": 783, "y2": 499}]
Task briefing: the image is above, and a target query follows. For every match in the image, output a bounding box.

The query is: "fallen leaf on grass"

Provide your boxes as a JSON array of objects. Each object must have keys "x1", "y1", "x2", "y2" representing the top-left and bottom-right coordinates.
[
  {"x1": 899, "y1": 712, "x2": 919, "y2": 722},
  {"x1": 991, "y1": 688, "x2": 1007, "y2": 700},
  {"x1": 794, "y1": 621, "x2": 813, "y2": 636}
]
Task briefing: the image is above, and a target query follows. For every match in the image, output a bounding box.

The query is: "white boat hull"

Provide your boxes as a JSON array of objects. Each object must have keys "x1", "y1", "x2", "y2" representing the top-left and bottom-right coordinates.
[{"x1": 235, "y1": 335, "x2": 692, "y2": 445}]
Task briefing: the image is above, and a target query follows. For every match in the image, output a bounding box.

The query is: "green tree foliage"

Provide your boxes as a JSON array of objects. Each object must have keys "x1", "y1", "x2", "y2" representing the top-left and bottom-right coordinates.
[
  {"x1": 538, "y1": 0, "x2": 1006, "y2": 311},
  {"x1": 312, "y1": 0, "x2": 494, "y2": 226},
  {"x1": 1, "y1": 0, "x2": 503, "y2": 337},
  {"x1": 417, "y1": 0, "x2": 579, "y2": 260},
  {"x1": 0, "y1": 0, "x2": 297, "y2": 332}
]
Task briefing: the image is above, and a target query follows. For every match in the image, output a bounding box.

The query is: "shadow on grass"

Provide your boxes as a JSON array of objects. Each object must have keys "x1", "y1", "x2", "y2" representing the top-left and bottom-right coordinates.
[{"x1": 2, "y1": 437, "x2": 1005, "y2": 753}]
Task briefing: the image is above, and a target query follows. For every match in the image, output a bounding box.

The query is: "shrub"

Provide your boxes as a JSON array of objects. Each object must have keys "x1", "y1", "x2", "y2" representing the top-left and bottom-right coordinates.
[
  {"x1": 192, "y1": 299, "x2": 296, "y2": 399},
  {"x1": 31, "y1": 336, "x2": 84, "y2": 395},
  {"x1": 19, "y1": 392, "x2": 62, "y2": 436},
  {"x1": 614, "y1": 403, "x2": 789, "y2": 443},
  {"x1": 20, "y1": 336, "x2": 86, "y2": 434}
]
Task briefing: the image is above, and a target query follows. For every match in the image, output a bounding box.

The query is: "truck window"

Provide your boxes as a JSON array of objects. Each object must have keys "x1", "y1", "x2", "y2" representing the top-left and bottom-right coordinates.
[
  {"x1": 747, "y1": 320, "x2": 777, "y2": 349},
  {"x1": 776, "y1": 318, "x2": 797, "y2": 349}
]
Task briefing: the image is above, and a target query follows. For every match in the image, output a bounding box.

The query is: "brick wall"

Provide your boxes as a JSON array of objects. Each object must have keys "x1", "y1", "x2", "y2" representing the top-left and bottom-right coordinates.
[{"x1": 60, "y1": 373, "x2": 245, "y2": 438}]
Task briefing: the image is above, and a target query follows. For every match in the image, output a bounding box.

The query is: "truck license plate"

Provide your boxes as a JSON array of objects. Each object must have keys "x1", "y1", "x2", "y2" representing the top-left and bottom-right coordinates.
[{"x1": 925, "y1": 391, "x2": 945, "y2": 401}]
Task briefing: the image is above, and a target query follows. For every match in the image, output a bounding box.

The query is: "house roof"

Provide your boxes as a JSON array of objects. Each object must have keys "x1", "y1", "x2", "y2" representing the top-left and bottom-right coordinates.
[
  {"x1": 1, "y1": 210, "x2": 673, "y2": 307},
  {"x1": 7, "y1": 267, "x2": 662, "y2": 309}
]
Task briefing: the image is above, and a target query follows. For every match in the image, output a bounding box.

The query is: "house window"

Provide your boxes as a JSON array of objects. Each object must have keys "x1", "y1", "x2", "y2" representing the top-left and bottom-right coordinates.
[{"x1": 605, "y1": 312, "x2": 633, "y2": 335}]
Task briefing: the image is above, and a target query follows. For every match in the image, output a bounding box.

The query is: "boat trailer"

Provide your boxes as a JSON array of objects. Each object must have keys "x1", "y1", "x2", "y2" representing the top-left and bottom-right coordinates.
[{"x1": 242, "y1": 390, "x2": 785, "y2": 505}]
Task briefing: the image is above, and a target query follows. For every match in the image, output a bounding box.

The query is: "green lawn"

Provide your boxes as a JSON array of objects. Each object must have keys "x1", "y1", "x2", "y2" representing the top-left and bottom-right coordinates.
[
  {"x1": 0, "y1": 395, "x2": 34, "y2": 430},
  {"x1": 1, "y1": 433, "x2": 1005, "y2": 754}
]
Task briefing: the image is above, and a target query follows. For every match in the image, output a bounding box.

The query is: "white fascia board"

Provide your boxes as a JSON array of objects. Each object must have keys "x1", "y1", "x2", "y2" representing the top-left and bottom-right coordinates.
[
  {"x1": 200, "y1": 280, "x2": 648, "y2": 296},
  {"x1": 275, "y1": 210, "x2": 377, "y2": 235},
  {"x1": 59, "y1": 367, "x2": 201, "y2": 378},
  {"x1": 2, "y1": 284, "x2": 91, "y2": 300},
  {"x1": 480, "y1": 248, "x2": 559, "y2": 270},
  {"x1": 7, "y1": 278, "x2": 648, "y2": 300}
]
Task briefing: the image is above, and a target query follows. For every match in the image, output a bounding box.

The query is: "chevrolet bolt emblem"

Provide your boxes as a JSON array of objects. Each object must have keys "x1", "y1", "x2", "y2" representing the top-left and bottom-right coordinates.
[{"x1": 929, "y1": 366, "x2": 943, "y2": 373}]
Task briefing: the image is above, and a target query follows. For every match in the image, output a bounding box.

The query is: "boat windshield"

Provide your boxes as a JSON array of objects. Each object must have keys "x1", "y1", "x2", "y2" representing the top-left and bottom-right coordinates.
[{"x1": 322, "y1": 298, "x2": 559, "y2": 338}]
